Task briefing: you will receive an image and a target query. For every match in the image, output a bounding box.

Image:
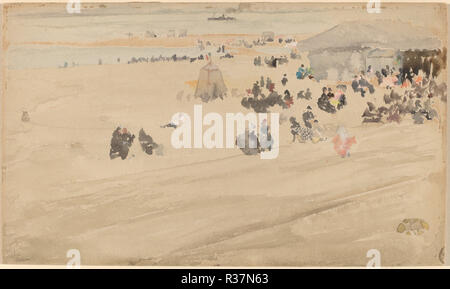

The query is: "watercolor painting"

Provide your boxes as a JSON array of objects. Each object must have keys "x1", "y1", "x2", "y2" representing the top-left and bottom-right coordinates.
[{"x1": 0, "y1": 2, "x2": 447, "y2": 266}]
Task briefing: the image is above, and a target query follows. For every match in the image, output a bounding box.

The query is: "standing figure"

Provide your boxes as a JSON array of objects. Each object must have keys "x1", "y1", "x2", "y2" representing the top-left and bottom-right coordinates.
[
  {"x1": 332, "y1": 126, "x2": 356, "y2": 158},
  {"x1": 304, "y1": 88, "x2": 312, "y2": 100},
  {"x1": 290, "y1": 117, "x2": 301, "y2": 142},
  {"x1": 281, "y1": 74, "x2": 288, "y2": 86},
  {"x1": 266, "y1": 77, "x2": 272, "y2": 90},
  {"x1": 284, "y1": 90, "x2": 293, "y2": 107},
  {"x1": 302, "y1": 106, "x2": 315, "y2": 128},
  {"x1": 259, "y1": 119, "x2": 273, "y2": 151}
]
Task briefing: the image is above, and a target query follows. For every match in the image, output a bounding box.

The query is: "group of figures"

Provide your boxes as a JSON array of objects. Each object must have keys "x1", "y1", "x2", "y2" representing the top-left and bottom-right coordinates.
[
  {"x1": 297, "y1": 88, "x2": 312, "y2": 100},
  {"x1": 236, "y1": 120, "x2": 274, "y2": 155},
  {"x1": 111, "y1": 60, "x2": 445, "y2": 160},
  {"x1": 362, "y1": 86, "x2": 440, "y2": 124},
  {"x1": 352, "y1": 74, "x2": 375, "y2": 97},
  {"x1": 109, "y1": 127, "x2": 160, "y2": 160},
  {"x1": 241, "y1": 76, "x2": 293, "y2": 113},
  {"x1": 361, "y1": 70, "x2": 446, "y2": 124},
  {"x1": 253, "y1": 55, "x2": 289, "y2": 68},
  {"x1": 289, "y1": 107, "x2": 356, "y2": 158},
  {"x1": 317, "y1": 86, "x2": 347, "y2": 114},
  {"x1": 289, "y1": 106, "x2": 326, "y2": 144}
]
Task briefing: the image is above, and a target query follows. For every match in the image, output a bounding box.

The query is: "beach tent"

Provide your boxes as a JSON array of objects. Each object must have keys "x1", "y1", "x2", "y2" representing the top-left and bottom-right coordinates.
[
  {"x1": 194, "y1": 62, "x2": 227, "y2": 102},
  {"x1": 296, "y1": 20, "x2": 443, "y2": 80},
  {"x1": 366, "y1": 48, "x2": 400, "y2": 73}
]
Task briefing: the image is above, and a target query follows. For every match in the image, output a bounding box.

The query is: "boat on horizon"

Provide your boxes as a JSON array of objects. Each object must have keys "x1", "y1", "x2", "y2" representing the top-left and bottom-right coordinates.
[{"x1": 207, "y1": 14, "x2": 236, "y2": 21}]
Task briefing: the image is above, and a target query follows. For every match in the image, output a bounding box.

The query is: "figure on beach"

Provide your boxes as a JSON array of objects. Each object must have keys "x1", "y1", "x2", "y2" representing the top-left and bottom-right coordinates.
[
  {"x1": 161, "y1": 113, "x2": 185, "y2": 129},
  {"x1": 138, "y1": 128, "x2": 160, "y2": 156},
  {"x1": 318, "y1": 87, "x2": 336, "y2": 114},
  {"x1": 290, "y1": 116, "x2": 313, "y2": 143},
  {"x1": 110, "y1": 127, "x2": 135, "y2": 160},
  {"x1": 332, "y1": 127, "x2": 356, "y2": 158}
]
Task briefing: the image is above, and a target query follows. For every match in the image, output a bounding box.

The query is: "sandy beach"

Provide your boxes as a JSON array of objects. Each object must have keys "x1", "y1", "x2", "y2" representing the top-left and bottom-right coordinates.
[
  {"x1": 2, "y1": 54, "x2": 447, "y2": 266},
  {"x1": 1, "y1": 3, "x2": 447, "y2": 266}
]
